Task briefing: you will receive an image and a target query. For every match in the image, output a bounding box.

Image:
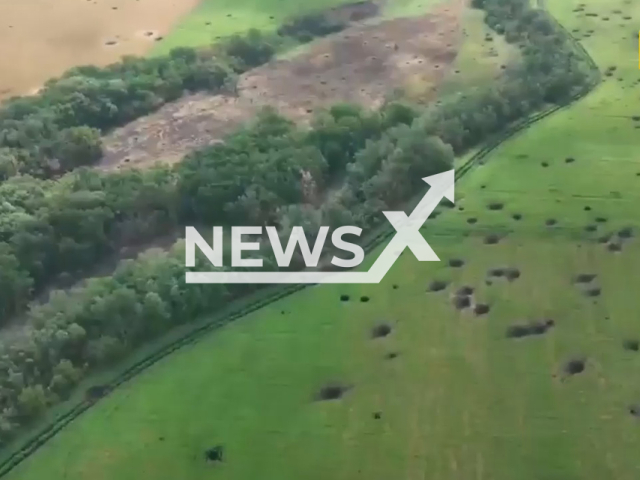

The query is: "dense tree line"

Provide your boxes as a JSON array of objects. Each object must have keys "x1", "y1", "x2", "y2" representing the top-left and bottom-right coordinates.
[
  {"x1": 0, "y1": 49, "x2": 234, "y2": 179},
  {"x1": 0, "y1": 11, "x2": 353, "y2": 182},
  {"x1": 0, "y1": 0, "x2": 595, "y2": 447},
  {"x1": 0, "y1": 101, "x2": 420, "y2": 327}
]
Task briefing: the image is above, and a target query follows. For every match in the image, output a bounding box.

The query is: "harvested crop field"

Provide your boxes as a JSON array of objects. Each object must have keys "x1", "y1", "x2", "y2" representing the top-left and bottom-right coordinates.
[
  {"x1": 0, "y1": 0, "x2": 199, "y2": 100},
  {"x1": 100, "y1": 1, "x2": 465, "y2": 170}
]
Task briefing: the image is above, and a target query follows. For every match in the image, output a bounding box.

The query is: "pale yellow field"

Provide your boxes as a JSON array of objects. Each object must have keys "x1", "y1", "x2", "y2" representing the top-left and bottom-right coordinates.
[{"x1": 0, "y1": 0, "x2": 201, "y2": 100}]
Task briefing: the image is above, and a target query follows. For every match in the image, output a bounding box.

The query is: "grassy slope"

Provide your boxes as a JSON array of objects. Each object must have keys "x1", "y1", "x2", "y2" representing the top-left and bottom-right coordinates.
[
  {"x1": 8, "y1": 0, "x2": 640, "y2": 479},
  {"x1": 437, "y1": 7, "x2": 519, "y2": 97}
]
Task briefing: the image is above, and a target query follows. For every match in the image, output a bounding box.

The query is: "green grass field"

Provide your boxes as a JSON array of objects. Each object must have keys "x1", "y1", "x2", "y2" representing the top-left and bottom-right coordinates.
[
  {"x1": 8, "y1": 0, "x2": 640, "y2": 479},
  {"x1": 275, "y1": 0, "x2": 446, "y2": 60},
  {"x1": 437, "y1": 8, "x2": 520, "y2": 97},
  {"x1": 155, "y1": 0, "x2": 445, "y2": 55},
  {"x1": 8, "y1": 235, "x2": 640, "y2": 480},
  {"x1": 151, "y1": 0, "x2": 354, "y2": 54}
]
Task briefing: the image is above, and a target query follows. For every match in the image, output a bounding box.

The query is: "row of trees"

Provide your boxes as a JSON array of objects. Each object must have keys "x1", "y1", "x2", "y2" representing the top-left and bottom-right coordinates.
[
  {"x1": 0, "y1": 102, "x2": 420, "y2": 326},
  {"x1": 0, "y1": 49, "x2": 234, "y2": 179},
  {"x1": 0, "y1": 11, "x2": 354, "y2": 181},
  {"x1": 0, "y1": 0, "x2": 595, "y2": 447}
]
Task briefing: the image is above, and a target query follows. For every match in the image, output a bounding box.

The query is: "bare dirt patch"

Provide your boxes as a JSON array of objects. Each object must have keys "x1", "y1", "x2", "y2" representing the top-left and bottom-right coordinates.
[
  {"x1": 607, "y1": 241, "x2": 622, "y2": 252},
  {"x1": 452, "y1": 294, "x2": 471, "y2": 310},
  {"x1": 0, "y1": 0, "x2": 198, "y2": 100},
  {"x1": 574, "y1": 273, "x2": 597, "y2": 284},
  {"x1": 473, "y1": 303, "x2": 490, "y2": 315},
  {"x1": 456, "y1": 285, "x2": 474, "y2": 296},
  {"x1": 487, "y1": 266, "x2": 520, "y2": 281},
  {"x1": 484, "y1": 234, "x2": 500, "y2": 245},
  {"x1": 315, "y1": 382, "x2": 351, "y2": 401},
  {"x1": 448, "y1": 258, "x2": 465, "y2": 268},
  {"x1": 623, "y1": 339, "x2": 640, "y2": 352},
  {"x1": 628, "y1": 405, "x2": 640, "y2": 417},
  {"x1": 563, "y1": 358, "x2": 586, "y2": 377},
  {"x1": 505, "y1": 268, "x2": 520, "y2": 281},
  {"x1": 619, "y1": 227, "x2": 634, "y2": 239},
  {"x1": 100, "y1": 3, "x2": 465, "y2": 170},
  {"x1": 506, "y1": 319, "x2": 554, "y2": 339},
  {"x1": 371, "y1": 323, "x2": 392, "y2": 338},
  {"x1": 428, "y1": 280, "x2": 449, "y2": 292},
  {"x1": 583, "y1": 286, "x2": 602, "y2": 297},
  {"x1": 204, "y1": 445, "x2": 224, "y2": 462}
]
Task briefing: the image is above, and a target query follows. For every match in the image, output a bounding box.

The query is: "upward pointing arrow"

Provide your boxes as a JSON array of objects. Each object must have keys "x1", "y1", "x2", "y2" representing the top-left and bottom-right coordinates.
[{"x1": 423, "y1": 169, "x2": 455, "y2": 203}]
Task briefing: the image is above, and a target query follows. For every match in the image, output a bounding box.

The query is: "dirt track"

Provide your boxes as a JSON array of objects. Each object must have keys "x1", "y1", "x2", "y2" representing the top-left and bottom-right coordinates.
[
  {"x1": 0, "y1": 0, "x2": 199, "y2": 100},
  {"x1": 100, "y1": 1, "x2": 466, "y2": 170}
]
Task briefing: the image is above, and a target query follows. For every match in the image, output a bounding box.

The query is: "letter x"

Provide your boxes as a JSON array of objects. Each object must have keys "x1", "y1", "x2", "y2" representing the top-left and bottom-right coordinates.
[
  {"x1": 382, "y1": 210, "x2": 439, "y2": 261},
  {"x1": 380, "y1": 172, "x2": 453, "y2": 262}
]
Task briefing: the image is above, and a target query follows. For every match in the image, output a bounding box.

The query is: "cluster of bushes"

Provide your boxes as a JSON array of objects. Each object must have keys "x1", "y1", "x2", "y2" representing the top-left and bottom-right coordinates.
[
  {"x1": 0, "y1": 0, "x2": 596, "y2": 447},
  {"x1": 277, "y1": 12, "x2": 347, "y2": 43}
]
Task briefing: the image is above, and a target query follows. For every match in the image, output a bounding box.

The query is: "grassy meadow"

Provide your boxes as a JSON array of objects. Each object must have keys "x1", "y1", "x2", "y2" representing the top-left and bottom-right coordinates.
[
  {"x1": 437, "y1": 7, "x2": 519, "y2": 97},
  {"x1": 151, "y1": 0, "x2": 360, "y2": 54},
  {"x1": 7, "y1": 0, "x2": 640, "y2": 479},
  {"x1": 153, "y1": 0, "x2": 448, "y2": 55},
  {"x1": 7, "y1": 233, "x2": 640, "y2": 480}
]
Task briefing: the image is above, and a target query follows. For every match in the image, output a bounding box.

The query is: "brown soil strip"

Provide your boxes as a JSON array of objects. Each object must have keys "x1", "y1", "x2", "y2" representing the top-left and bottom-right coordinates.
[{"x1": 100, "y1": 3, "x2": 465, "y2": 170}]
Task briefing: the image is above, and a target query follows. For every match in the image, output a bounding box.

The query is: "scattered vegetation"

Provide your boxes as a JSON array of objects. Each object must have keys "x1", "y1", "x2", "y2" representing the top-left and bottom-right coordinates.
[{"x1": 277, "y1": 11, "x2": 347, "y2": 42}]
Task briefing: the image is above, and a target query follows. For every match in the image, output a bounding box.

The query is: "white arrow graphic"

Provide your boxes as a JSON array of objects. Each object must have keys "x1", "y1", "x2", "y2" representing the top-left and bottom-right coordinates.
[{"x1": 186, "y1": 169, "x2": 454, "y2": 284}]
